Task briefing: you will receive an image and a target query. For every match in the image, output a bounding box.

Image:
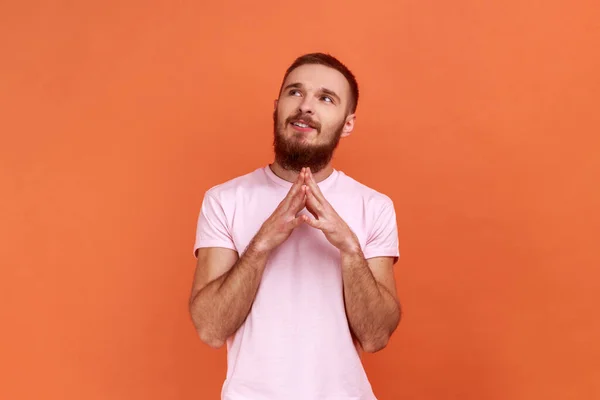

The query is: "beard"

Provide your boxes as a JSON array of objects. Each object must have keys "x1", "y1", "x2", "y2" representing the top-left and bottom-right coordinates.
[{"x1": 272, "y1": 109, "x2": 344, "y2": 173}]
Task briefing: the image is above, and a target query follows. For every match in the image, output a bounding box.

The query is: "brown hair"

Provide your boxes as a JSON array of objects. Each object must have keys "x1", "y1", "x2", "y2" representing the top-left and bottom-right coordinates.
[{"x1": 279, "y1": 52, "x2": 360, "y2": 113}]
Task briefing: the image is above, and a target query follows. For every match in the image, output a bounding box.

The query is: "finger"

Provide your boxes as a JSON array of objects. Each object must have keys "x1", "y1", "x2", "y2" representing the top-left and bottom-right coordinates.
[
  {"x1": 305, "y1": 186, "x2": 324, "y2": 218},
  {"x1": 302, "y1": 214, "x2": 322, "y2": 230},
  {"x1": 305, "y1": 168, "x2": 327, "y2": 205},
  {"x1": 283, "y1": 168, "x2": 306, "y2": 205},
  {"x1": 288, "y1": 185, "x2": 307, "y2": 214},
  {"x1": 286, "y1": 215, "x2": 305, "y2": 230},
  {"x1": 289, "y1": 168, "x2": 305, "y2": 195}
]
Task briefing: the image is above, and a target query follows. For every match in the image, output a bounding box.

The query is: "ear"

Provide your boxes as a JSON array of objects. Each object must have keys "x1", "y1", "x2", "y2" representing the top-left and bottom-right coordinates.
[
  {"x1": 274, "y1": 99, "x2": 278, "y2": 111},
  {"x1": 341, "y1": 113, "x2": 356, "y2": 138}
]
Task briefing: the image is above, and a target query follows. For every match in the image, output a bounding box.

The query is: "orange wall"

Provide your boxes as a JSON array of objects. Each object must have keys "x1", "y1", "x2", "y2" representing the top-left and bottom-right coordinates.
[{"x1": 2, "y1": 1, "x2": 599, "y2": 399}]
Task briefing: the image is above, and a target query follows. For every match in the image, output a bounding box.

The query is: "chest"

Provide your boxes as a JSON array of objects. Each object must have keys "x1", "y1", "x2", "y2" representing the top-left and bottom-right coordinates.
[{"x1": 227, "y1": 189, "x2": 370, "y2": 256}]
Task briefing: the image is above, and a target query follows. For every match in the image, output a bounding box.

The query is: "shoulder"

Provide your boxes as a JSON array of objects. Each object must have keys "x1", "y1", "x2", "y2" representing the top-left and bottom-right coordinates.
[
  {"x1": 203, "y1": 166, "x2": 268, "y2": 201},
  {"x1": 335, "y1": 170, "x2": 395, "y2": 209}
]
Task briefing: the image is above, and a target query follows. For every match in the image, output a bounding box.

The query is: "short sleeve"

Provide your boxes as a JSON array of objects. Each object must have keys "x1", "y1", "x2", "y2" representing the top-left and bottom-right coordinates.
[
  {"x1": 193, "y1": 192, "x2": 237, "y2": 258},
  {"x1": 363, "y1": 199, "x2": 400, "y2": 263}
]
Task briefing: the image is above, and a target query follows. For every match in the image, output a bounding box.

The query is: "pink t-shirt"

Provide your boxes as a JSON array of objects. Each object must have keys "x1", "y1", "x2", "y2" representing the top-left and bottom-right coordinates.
[{"x1": 193, "y1": 165, "x2": 400, "y2": 400}]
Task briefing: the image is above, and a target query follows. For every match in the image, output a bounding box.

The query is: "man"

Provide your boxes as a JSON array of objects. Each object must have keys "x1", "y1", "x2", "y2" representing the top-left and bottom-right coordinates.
[{"x1": 189, "y1": 52, "x2": 401, "y2": 400}]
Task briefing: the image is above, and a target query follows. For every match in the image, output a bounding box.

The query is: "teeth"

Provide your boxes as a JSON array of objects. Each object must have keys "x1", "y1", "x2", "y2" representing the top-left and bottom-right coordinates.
[{"x1": 293, "y1": 122, "x2": 309, "y2": 128}]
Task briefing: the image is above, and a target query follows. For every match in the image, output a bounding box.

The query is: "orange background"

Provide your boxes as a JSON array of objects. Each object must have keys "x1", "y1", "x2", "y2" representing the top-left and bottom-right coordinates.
[{"x1": 2, "y1": 0, "x2": 599, "y2": 399}]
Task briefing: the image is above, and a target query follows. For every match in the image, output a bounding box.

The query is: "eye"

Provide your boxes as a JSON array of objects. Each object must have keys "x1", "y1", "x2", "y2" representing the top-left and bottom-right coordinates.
[
  {"x1": 289, "y1": 89, "x2": 302, "y2": 96},
  {"x1": 321, "y1": 96, "x2": 334, "y2": 103}
]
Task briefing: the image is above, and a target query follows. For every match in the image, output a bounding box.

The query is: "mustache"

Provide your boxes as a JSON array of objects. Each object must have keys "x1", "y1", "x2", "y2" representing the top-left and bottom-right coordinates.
[{"x1": 285, "y1": 111, "x2": 321, "y2": 132}]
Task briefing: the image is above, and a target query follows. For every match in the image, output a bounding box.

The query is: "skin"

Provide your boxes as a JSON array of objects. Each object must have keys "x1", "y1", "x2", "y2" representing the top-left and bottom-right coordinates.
[
  {"x1": 271, "y1": 63, "x2": 356, "y2": 180},
  {"x1": 189, "y1": 64, "x2": 401, "y2": 352}
]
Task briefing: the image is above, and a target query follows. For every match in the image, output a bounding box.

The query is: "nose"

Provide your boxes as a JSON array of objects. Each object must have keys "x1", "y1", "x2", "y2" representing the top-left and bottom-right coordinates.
[{"x1": 298, "y1": 95, "x2": 315, "y2": 115}]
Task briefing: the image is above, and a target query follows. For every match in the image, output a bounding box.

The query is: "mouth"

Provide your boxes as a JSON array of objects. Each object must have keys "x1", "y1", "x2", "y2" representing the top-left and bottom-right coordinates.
[{"x1": 289, "y1": 119, "x2": 317, "y2": 133}]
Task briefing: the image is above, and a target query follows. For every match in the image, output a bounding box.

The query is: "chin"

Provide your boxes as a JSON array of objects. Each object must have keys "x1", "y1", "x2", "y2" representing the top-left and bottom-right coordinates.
[{"x1": 291, "y1": 129, "x2": 319, "y2": 142}]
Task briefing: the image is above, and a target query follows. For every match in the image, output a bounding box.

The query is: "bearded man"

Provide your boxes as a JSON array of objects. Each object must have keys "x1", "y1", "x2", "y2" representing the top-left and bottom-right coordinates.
[{"x1": 189, "y1": 52, "x2": 401, "y2": 400}]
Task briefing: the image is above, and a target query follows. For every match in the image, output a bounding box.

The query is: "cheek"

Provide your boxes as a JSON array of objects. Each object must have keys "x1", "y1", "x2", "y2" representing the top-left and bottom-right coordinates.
[
  {"x1": 274, "y1": 108, "x2": 287, "y2": 126},
  {"x1": 276, "y1": 102, "x2": 295, "y2": 122},
  {"x1": 322, "y1": 114, "x2": 345, "y2": 131}
]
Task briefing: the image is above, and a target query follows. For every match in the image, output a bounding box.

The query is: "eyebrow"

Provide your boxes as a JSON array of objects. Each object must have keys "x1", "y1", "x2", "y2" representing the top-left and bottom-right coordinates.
[
  {"x1": 283, "y1": 82, "x2": 341, "y2": 103},
  {"x1": 321, "y1": 87, "x2": 340, "y2": 102}
]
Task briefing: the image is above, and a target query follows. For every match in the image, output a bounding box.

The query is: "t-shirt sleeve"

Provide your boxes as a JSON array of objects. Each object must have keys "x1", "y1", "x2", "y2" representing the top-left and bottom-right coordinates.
[
  {"x1": 363, "y1": 198, "x2": 400, "y2": 263},
  {"x1": 193, "y1": 191, "x2": 237, "y2": 258}
]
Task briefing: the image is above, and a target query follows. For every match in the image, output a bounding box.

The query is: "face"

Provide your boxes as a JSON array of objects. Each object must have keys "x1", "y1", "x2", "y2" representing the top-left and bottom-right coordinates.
[{"x1": 273, "y1": 64, "x2": 355, "y2": 173}]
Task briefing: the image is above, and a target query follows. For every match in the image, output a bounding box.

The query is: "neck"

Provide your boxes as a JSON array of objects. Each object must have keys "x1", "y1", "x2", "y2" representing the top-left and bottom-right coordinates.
[{"x1": 269, "y1": 160, "x2": 334, "y2": 184}]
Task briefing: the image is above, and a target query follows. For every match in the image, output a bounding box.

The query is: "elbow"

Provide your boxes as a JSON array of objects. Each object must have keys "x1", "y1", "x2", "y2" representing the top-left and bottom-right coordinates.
[
  {"x1": 196, "y1": 327, "x2": 226, "y2": 349},
  {"x1": 359, "y1": 317, "x2": 400, "y2": 353},
  {"x1": 190, "y1": 312, "x2": 226, "y2": 349},
  {"x1": 189, "y1": 299, "x2": 226, "y2": 349},
  {"x1": 360, "y1": 335, "x2": 390, "y2": 353}
]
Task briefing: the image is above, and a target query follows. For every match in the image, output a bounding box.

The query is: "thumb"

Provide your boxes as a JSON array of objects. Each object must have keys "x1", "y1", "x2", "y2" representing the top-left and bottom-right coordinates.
[
  {"x1": 302, "y1": 215, "x2": 322, "y2": 229},
  {"x1": 287, "y1": 215, "x2": 305, "y2": 229}
]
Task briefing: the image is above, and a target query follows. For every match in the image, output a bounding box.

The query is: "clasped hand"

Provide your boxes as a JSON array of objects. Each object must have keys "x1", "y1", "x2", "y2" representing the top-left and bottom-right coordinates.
[{"x1": 254, "y1": 167, "x2": 360, "y2": 254}]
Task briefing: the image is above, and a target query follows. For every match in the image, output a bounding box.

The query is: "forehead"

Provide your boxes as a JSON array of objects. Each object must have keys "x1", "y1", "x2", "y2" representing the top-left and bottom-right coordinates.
[{"x1": 282, "y1": 64, "x2": 351, "y2": 100}]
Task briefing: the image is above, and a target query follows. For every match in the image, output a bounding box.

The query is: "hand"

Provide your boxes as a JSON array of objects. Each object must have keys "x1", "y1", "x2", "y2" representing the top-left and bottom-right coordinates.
[
  {"x1": 252, "y1": 168, "x2": 308, "y2": 252},
  {"x1": 301, "y1": 168, "x2": 361, "y2": 254}
]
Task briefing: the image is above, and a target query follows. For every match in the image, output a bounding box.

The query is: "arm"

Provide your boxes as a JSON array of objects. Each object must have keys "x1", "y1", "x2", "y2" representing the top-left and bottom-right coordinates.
[
  {"x1": 189, "y1": 169, "x2": 308, "y2": 348},
  {"x1": 340, "y1": 250, "x2": 400, "y2": 353},
  {"x1": 301, "y1": 167, "x2": 401, "y2": 353},
  {"x1": 189, "y1": 242, "x2": 270, "y2": 349}
]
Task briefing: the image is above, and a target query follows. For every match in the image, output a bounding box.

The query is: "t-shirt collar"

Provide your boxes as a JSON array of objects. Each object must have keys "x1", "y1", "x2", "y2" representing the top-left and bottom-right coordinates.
[{"x1": 264, "y1": 164, "x2": 339, "y2": 191}]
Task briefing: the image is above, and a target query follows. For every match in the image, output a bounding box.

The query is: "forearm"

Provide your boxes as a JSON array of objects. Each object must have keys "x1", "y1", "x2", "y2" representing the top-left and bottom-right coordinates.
[
  {"x1": 341, "y1": 249, "x2": 400, "y2": 352},
  {"x1": 190, "y1": 242, "x2": 270, "y2": 347}
]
